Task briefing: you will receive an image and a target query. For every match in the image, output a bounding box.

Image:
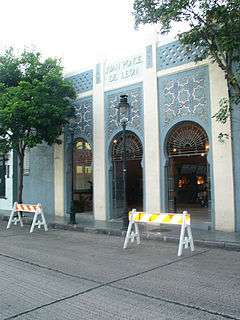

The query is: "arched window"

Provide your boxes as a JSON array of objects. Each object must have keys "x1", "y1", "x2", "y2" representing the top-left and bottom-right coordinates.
[
  {"x1": 167, "y1": 122, "x2": 209, "y2": 157},
  {"x1": 111, "y1": 131, "x2": 143, "y2": 161}
]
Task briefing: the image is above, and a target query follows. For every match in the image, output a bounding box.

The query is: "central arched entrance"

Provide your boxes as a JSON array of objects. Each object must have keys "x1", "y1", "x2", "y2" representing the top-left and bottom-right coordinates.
[
  {"x1": 110, "y1": 131, "x2": 143, "y2": 219},
  {"x1": 166, "y1": 122, "x2": 211, "y2": 223}
]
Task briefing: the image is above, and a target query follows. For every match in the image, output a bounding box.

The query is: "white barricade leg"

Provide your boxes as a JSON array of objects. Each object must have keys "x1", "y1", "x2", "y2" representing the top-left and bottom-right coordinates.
[
  {"x1": 123, "y1": 221, "x2": 134, "y2": 249},
  {"x1": 187, "y1": 225, "x2": 194, "y2": 252},
  {"x1": 41, "y1": 213, "x2": 48, "y2": 231},
  {"x1": 6, "y1": 203, "x2": 17, "y2": 229},
  {"x1": 134, "y1": 222, "x2": 140, "y2": 245},
  {"x1": 17, "y1": 211, "x2": 24, "y2": 227},
  {"x1": 178, "y1": 212, "x2": 187, "y2": 257},
  {"x1": 30, "y1": 212, "x2": 38, "y2": 233},
  {"x1": 123, "y1": 209, "x2": 137, "y2": 249},
  {"x1": 40, "y1": 209, "x2": 48, "y2": 231},
  {"x1": 29, "y1": 205, "x2": 48, "y2": 233},
  {"x1": 178, "y1": 223, "x2": 186, "y2": 256},
  {"x1": 178, "y1": 211, "x2": 194, "y2": 256},
  {"x1": 6, "y1": 203, "x2": 23, "y2": 229}
]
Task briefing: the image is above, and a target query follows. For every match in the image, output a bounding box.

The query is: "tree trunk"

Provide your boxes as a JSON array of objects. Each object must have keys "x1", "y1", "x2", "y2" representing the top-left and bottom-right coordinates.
[{"x1": 17, "y1": 152, "x2": 24, "y2": 204}]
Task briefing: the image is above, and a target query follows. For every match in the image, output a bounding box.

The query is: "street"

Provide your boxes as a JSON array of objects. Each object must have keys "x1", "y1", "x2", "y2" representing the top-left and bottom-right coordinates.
[{"x1": 0, "y1": 222, "x2": 240, "y2": 320}]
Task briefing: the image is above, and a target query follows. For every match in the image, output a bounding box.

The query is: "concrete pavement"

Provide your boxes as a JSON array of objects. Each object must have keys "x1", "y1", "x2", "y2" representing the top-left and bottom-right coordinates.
[{"x1": 0, "y1": 220, "x2": 240, "y2": 319}]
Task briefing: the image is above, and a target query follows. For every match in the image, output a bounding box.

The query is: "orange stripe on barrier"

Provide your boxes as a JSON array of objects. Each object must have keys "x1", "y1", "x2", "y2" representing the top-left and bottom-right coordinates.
[{"x1": 16, "y1": 203, "x2": 39, "y2": 213}]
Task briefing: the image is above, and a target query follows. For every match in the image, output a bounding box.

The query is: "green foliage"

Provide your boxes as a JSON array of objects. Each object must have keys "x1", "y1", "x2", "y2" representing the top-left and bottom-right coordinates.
[
  {"x1": 218, "y1": 132, "x2": 229, "y2": 142},
  {"x1": 0, "y1": 48, "x2": 76, "y2": 202},
  {"x1": 0, "y1": 48, "x2": 76, "y2": 155},
  {"x1": 214, "y1": 97, "x2": 231, "y2": 124},
  {"x1": 133, "y1": 0, "x2": 240, "y2": 123}
]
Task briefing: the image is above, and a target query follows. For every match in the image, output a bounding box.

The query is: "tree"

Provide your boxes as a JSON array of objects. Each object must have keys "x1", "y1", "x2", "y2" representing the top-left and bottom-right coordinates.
[
  {"x1": 133, "y1": 0, "x2": 240, "y2": 125},
  {"x1": 0, "y1": 48, "x2": 76, "y2": 203}
]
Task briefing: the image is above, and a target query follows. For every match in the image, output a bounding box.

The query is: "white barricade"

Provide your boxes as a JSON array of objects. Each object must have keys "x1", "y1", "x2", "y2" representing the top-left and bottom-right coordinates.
[
  {"x1": 123, "y1": 209, "x2": 194, "y2": 256},
  {"x1": 6, "y1": 202, "x2": 48, "y2": 233}
]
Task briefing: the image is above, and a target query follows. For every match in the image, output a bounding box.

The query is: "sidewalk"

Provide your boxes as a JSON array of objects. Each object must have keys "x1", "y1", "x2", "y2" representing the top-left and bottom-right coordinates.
[{"x1": 1, "y1": 211, "x2": 240, "y2": 251}]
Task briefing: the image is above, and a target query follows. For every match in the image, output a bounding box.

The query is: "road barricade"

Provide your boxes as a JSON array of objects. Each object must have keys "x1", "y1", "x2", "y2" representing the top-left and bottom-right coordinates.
[
  {"x1": 6, "y1": 202, "x2": 48, "y2": 233},
  {"x1": 123, "y1": 209, "x2": 194, "y2": 256}
]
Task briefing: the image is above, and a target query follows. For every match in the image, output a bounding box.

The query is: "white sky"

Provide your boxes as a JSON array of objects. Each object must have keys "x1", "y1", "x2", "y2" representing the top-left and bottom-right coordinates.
[{"x1": 0, "y1": 0, "x2": 184, "y2": 73}]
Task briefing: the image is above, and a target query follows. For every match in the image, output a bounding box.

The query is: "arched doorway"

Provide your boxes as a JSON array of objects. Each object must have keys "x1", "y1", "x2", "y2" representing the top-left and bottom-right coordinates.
[
  {"x1": 110, "y1": 131, "x2": 143, "y2": 219},
  {"x1": 72, "y1": 138, "x2": 93, "y2": 214},
  {"x1": 166, "y1": 122, "x2": 211, "y2": 221}
]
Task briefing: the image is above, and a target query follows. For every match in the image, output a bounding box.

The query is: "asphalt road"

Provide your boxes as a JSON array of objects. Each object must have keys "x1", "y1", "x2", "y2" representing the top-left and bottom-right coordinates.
[{"x1": 0, "y1": 221, "x2": 240, "y2": 320}]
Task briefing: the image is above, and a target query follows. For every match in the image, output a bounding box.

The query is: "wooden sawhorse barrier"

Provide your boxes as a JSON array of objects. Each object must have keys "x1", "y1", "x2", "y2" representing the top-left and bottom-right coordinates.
[
  {"x1": 6, "y1": 202, "x2": 48, "y2": 233},
  {"x1": 123, "y1": 209, "x2": 194, "y2": 256}
]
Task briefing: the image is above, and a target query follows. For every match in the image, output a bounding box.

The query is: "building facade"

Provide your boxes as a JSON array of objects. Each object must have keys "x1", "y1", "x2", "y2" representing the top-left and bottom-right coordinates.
[{"x1": 2, "y1": 36, "x2": 239, "y2": 232}]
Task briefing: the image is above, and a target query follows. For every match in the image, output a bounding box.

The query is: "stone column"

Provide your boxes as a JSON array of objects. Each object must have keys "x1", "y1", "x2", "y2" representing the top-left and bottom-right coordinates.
[
  {"x1": 209, "y1": 63, "x2": 235, "y2": 231},
  {"x1": 54, "y1": 135, "x2": 64, "y2": 216},
  {"x1": 93, "y1": 63, "x2": 107, "y2": 220},
  {"x1": 143, "y1": 35, "x2": 161, "y2": 212}
]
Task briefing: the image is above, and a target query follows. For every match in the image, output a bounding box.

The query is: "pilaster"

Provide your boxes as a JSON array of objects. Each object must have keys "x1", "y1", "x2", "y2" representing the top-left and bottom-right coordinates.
[
  {"x1": 143, "y1": 34, "x2": 161, "y2": 212},
  {"x1": 54, "y1": 136, "x2": 64, "y2": 216},
  {"x1": 93, "y1": 63, "x2": 107, "y2": 220},
  {"x1": 209, "y1": 63, "x2": 235, "y2": 231}
]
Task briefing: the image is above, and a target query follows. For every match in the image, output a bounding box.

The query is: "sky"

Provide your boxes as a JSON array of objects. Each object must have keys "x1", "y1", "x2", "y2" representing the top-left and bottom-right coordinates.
[{"x1": 0, "y1": 0, "x2": 184, "y2": 73}]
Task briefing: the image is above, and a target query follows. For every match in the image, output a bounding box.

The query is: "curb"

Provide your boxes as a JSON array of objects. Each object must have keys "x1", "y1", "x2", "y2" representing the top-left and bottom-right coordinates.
[
  {"x1": 49, "y1": 221, "x2": 240, "y2": 252},
  {"x1": 1, "y1": 215, "x2": 240, "y2": 252}
]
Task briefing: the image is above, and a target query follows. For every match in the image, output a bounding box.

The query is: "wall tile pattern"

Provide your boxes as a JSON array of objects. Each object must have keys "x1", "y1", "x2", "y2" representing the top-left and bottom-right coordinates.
[
  {"x1": 157, "y1": 41, "x2": 202, "y2": 70},
  {"x1": 105, "y1": 83, "x2": 144, "y2": 144},
  {"x1": 67, "y1": 70, "x2": 93, "y2": 93}
]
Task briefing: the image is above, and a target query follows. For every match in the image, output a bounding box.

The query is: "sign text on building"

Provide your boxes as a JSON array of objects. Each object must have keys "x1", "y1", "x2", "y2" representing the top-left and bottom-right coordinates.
[{"x1": 105, "y1": 55, "x2": 143, "y2": 84}]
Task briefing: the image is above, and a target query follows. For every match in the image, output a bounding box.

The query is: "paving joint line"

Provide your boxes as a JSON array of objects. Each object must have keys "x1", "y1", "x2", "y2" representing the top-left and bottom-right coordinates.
[
  {"x1": 107, "y1": 249, "x2": 210, "y2": 285},
  {"x1": 2, "y1": 249, "x2": 212, "y2": 320},
  {"x1": 108, "y1": 285, "x2": 240, "y2": 320},
  {"x1": 0, "y1": 252, "x2": 100, "y2": 285},
  {"x1": 0, "y1": 248, "x2": 210, "y2": 288},
  {"x1": 3, "y1": 283, "x2": 107, "y2": 320},
  {"x1": 4, "y1": 249, "x2": 236, "y2": 320}
]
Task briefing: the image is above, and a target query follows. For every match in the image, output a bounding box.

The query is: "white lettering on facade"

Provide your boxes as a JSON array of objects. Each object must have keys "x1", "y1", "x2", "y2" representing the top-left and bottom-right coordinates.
[{"x1": 105, "y1": 55, "x2": 143, "y2": 84}]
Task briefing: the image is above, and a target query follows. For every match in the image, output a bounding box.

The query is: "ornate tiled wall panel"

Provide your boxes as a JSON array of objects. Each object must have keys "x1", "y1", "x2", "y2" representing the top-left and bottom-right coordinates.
[
  {"x1": 64, "y1": 96, "x2": 93, "y2": 214},
  {"x1": 158, "y1": 66, "x2": 212, "y2": 211},
  {"x1": 158, "y1": 66, "x2": 211, "y2": 133},
  {"x1": 104, "y1": 83, "x2": 144, "y2": 144},
  {"x1": 157, "y1": 41, "x2": 202, "y2": 71},
  {"x1": 68, "y1": 96, "x2": 93, "y2": 144},
  {"x1": 66, "y1": 70, "x2": 93, "y2": 93}
]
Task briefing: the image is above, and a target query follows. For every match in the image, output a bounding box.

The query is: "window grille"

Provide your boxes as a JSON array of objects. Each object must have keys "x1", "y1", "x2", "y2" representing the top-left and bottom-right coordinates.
[
  {"x1": 111, "y1": 132, "x2": 143, "y2": 161},
  {"x1": 167, "y1": 123, "x2": 209, "y2": 157}
]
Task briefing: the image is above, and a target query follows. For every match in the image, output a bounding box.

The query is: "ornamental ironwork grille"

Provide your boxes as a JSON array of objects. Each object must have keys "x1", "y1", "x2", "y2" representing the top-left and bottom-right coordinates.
[
  {"x1": 111, "y1": 132, "x2": 143, "y2": 161},
  {"x1": 167, "y1": 123, "x2": 209, "y2": 157},
  {"x1": 74, "y1": 139, "x2": 92, "y2": 166}
]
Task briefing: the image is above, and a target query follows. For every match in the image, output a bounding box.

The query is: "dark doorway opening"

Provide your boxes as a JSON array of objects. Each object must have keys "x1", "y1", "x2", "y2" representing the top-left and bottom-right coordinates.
[
  {"x1": 127, "y1": 160, "x2": 143, "y2": 209},
  {"x1": 169, "y1": 155, "x2": 209, "y2": 212},
  {"x1": 166, "y1": 122, "x2": 211, "y2": 223},
  {"x1": 72, "y1": 139, "x2": 93, "y2": 214},
  {"x1": 111, "y1": 131, "x2": 143, "y2": 219}
]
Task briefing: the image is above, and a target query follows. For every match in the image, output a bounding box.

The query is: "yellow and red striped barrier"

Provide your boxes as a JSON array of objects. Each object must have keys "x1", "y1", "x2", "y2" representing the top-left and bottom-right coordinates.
[
  {"x1": 128, "y1": 211, "x2": 191, "y2": 225},
  {"x1": 16, "y1": 203, "x2": 39, "y2": 213},
  {"x1": 7, "y1": 202, "x2": 48, "y2": 233},
  {"x1": 123, "y1": 209, "x2": 194, "y2": 256}
]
